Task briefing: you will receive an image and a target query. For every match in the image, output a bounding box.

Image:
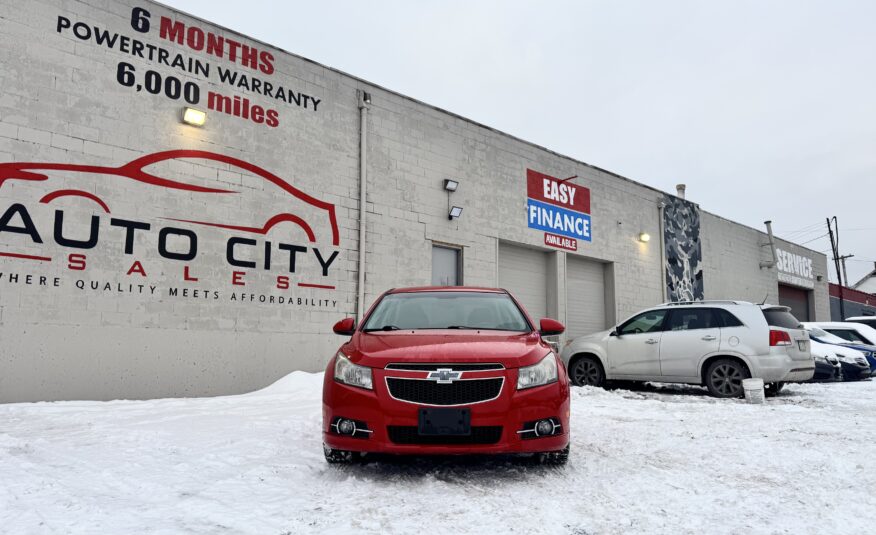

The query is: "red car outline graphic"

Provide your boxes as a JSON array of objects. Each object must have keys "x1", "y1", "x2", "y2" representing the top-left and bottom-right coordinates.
[{"x1": 0, "y1": 150, "x2": 340, "y2": 248}]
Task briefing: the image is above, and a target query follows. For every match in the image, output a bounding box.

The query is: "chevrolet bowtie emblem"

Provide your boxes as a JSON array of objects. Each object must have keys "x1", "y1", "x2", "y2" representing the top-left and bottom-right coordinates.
[{"x1": 427, "y1": 368, "x2": 462, "y2": 384}]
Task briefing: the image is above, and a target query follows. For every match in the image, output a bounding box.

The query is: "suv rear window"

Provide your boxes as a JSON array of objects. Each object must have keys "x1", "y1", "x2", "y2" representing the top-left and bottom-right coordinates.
[{"x1": 762, "y1": 308, "x2": 802, "y2": 329}]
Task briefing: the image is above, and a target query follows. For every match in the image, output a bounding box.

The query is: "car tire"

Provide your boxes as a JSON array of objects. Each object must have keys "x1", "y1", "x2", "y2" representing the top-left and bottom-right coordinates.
[
  {"x1": 704, "y1": 358, "x2": 750, "y2": 398},
  {"x1": 569, "y1": 356, "x2": 605, "y2": 387},
  {"x1": 764, "y1": 382, "x2": 785, "y2": 397},
  {"x1": 323, "y1": 443, "x2": 361, "y2": 464},
  {"x1": 535, "y1": 444, "x2": 570, "y2": 465}
]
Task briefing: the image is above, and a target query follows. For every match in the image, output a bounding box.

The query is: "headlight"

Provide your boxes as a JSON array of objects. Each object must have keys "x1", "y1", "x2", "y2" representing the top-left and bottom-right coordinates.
[
  {"x1": 814, "y1": 355, "x2": 827, "y2": 363},
  {"x1": 517, "y1": 354, "x2": 558, "y2": 390},
  {"x1": 334, "y1": 352, "x2": 372, "y2": 390}
]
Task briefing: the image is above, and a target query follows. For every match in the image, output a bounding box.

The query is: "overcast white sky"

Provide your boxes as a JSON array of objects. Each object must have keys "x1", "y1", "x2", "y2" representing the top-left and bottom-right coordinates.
[{"x1": 165, "y1": 0, "x2": 876, "y2": 284}]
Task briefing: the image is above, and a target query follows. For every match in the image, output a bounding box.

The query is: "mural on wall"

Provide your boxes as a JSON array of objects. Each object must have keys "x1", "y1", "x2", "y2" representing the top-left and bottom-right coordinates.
[{"x1": 663, "y1": 194, "x2": 704, "y2": 301}]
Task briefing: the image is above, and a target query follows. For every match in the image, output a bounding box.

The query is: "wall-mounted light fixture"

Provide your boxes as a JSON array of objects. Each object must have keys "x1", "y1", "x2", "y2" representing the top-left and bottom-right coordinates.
[
  {"x1": 182, "y1": 107, "x2": 206, "y2": 127},
  {"x1": 444, "y1": 179, "x2": 459, "y2": 192},
  {"x1": 449, "y1": 206, "x2": 463, "y2": 220},
  {"x1": 638, "y1": 232, "x2": 651, "y2": 243}
]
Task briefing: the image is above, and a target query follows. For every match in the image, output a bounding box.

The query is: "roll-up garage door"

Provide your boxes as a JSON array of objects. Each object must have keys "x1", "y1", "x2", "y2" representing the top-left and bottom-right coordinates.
[
  {"x1": 566, "y1": 256, "x2": 606, "y2": 338},
  {"x1": 498, "y1": 243, "x2": 548, "y2": 321},
  {"x1": 778, "y1": 284, "x2": 811, "y2": 322}
]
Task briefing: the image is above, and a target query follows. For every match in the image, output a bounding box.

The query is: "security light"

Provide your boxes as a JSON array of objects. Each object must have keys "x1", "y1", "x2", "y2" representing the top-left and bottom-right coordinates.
[
  {"x1": 182, "y1": 107, "x2": 206, "y2": 127},
  {"x1": 362, "y1": 91, "x2": 372, "y2": 104},
  {"x1": 444, "y1": 179, "x2": 459, "y2": 192},
  {"x1": 449, "y1": 206, "x2": 463, "y2": 220},
  {"x1": 638, "y1": 232, "x2": 651, "y2": 243}
]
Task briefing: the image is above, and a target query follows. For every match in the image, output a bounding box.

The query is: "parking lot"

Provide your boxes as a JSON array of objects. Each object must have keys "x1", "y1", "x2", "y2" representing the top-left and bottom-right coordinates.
[{"x1": 1, "y1": 374, "x2": 873, "y2": 535}]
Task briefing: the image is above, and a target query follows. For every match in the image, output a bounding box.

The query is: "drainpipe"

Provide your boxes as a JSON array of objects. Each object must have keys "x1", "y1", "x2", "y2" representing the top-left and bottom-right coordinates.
[
  {"x1": 657, "y1": 199, "x2": 667, "y2": 302},
  {"x1": 356, "y1": 91, "x2": 371, "y2": 322},
  {"x1": 760, "y1": 220, "x2": 778, "y2": 269}
]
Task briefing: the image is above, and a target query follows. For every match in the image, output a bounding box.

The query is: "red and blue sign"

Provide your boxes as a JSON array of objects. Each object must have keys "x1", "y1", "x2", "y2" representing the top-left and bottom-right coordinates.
[{"x1": 526, "y1": 169, "x2": 591, "y2": 248}]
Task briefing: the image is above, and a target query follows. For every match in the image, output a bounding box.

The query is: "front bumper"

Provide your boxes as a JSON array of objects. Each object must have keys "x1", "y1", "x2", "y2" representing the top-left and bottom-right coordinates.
[
  {"x1": 839, "y1": 361, "x2": 871, "y2": 381},
  {"x1": 322, "y1": 366, "x2": 571, "y2": 456}
]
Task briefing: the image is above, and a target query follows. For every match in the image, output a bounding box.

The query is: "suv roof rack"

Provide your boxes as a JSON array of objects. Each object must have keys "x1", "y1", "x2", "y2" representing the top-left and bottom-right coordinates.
[{"x1": 660, "y1": 300, "x2": 751, "y2": 306}]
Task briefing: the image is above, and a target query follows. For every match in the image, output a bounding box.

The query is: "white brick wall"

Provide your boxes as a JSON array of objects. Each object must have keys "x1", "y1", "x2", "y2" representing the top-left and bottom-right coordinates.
[{"x1": 0, "y1": 0, "x2": 830, "y2": 402}]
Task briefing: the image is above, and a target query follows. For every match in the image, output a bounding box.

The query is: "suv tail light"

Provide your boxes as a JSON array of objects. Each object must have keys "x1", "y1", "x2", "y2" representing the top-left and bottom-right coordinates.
[{"x1": 770, "y1": 330, "x2": 792, "y2": 347}]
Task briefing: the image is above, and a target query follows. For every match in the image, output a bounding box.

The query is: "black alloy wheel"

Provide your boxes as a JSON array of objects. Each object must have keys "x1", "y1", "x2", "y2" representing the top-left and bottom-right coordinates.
[
  {"x1": 705, "y1": 358, "x2": 750, "y2": 398},
  {"x1": 569, "y1": 356, "x2": 605, "y2": 387}
]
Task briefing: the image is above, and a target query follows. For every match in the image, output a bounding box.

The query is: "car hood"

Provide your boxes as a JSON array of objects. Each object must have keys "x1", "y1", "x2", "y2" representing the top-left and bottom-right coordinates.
[
  {"x1": 342, "y1": 330, "x2": 550, "y2": 369},
  {"x1": 577, "y1": 329, "x2": 612, "y2": 342}
]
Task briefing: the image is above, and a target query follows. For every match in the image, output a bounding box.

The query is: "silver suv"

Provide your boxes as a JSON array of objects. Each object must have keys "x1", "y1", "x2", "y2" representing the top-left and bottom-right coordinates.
[{"x1": 560, "y1": 301, "x2": 815, "y2": 397}]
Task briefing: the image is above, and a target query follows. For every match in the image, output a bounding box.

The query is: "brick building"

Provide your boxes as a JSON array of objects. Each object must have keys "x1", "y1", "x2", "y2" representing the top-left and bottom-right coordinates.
[{"x1": 0, "y1": 0, "x2": 830, "y2": 401}]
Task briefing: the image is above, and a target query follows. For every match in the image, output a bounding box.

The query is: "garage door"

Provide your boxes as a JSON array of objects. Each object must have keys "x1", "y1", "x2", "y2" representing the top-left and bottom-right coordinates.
[
  {"x1": 778, "y1": 284, "x2": 811, "y2": 321},
  {"x1": 498, "y1": 243, "x2": 548, "y2": 321},
  {"x1": 566, "y1": 256, "x2": 606, "y2": 338}
]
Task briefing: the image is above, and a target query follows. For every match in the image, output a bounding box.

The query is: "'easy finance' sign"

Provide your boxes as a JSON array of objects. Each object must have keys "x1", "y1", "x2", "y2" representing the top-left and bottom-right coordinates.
[{"x1": 526, "y1": 169, "x2": 591, "y2": 250}]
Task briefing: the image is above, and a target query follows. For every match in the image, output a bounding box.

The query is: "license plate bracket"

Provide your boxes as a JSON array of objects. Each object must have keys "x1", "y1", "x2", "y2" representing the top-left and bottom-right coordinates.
[{"x1": 418, "y1": 408, "x2": 471, "y2": 436}]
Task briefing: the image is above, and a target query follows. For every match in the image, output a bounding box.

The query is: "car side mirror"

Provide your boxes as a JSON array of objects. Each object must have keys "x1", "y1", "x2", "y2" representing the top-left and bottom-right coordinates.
[
  {"x1": 539, "y1": 318, "x2": 565, "y2": 336},
  {"x1": 332, "y1": 318, "x2": 356, "y2": 336},
  {"x1": 609, "y1": 328, "x2": 619, "y2": 337}
]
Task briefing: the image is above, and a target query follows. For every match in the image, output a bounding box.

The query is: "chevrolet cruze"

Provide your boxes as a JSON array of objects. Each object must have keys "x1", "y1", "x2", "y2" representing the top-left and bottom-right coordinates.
[{"x1": 322, "y1": 287, "x2": 570, "y2": 464}]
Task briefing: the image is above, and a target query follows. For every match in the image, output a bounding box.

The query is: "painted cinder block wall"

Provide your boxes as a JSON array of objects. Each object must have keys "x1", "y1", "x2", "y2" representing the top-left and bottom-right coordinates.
[{"x1": 0, "y1": 0, "x2": 829, "y2": 402}]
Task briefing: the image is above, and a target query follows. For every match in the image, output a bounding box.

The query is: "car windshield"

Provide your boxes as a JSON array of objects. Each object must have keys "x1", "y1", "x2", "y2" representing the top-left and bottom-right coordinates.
[
  {"x1": 362, "y1": 291, "x2": 530, "y2": 332},
  {"x1": 762, "y1": 308, "x2": 802, "y2": 329},
  {"x1": 826, "y1": 328, "x2": 869, "y2": 344},
  {"x1": 807, "y1": 327, "x2": 851, "y2": 345}
]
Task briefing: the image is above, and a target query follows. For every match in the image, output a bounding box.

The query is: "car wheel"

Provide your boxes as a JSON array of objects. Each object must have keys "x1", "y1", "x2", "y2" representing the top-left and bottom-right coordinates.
[
  {"x1": 705, "y1": 358, "x2": 750, "y2": 398},
  {"x1": 764, "y1": 382, "x2": 785, "y2": 397},
  {"x1": 323, "y1": 443, "x2": 360, "y2": 464},
  {"x1": 569, "y1": 356, "x2": 605, "y2": 387},
  {"x1": 535, "y1": 444, "x2": 570, "y2": 465}
]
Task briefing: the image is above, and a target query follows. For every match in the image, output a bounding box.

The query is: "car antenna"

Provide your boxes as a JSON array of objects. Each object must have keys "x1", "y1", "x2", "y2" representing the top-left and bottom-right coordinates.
[{"x1": 759, "y1": 294, "x2": 768, "y2": 305}]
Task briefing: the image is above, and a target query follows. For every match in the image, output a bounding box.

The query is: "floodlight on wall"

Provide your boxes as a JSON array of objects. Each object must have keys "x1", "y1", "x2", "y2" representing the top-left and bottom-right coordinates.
[
  {"x1": 444, "y1": 179, "x2": 459, "y2": 192},
  {"x1": 449, "y1": 206, "x2": 463, "y2": 220},
  {"x1": 182, "y1": 107, "x2": 206, "y2": 127},
  {"x1": 638, "y1": 232, "x2": 651, "y2": 243}
]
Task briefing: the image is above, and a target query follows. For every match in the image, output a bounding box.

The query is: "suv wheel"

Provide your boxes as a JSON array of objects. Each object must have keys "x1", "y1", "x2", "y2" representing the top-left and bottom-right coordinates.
[
  {"x1": 705, "y1": 358, "x2": 750, "y2": 398},
  {"x1": 569, "y1": 356, "x2": 605, "y2": 387}
]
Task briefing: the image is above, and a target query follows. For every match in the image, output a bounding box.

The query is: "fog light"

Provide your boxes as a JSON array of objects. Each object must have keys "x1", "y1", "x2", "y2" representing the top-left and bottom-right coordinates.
[
  {"x1": 337, "y1": 419, "x2": 356, "y2": 435},
  {"x1": 534, "y1": 419, "x2": 555, "y2": 437}
]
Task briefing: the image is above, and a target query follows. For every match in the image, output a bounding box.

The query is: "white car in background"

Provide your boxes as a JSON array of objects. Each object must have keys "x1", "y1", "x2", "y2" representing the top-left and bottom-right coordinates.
[
  {"x1": 560, "y1": 301, "x2": 815, "y2": 398},
  {"x1": 816, "y1": 321, "x2": 876, "y2": 347},
  {"x1": 845, "y1": 316, "x2": 876, "y2": 330}
]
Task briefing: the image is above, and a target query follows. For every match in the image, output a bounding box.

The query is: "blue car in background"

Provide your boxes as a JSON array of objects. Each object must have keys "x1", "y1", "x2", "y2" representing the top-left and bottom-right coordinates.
[{"x1": 803, "y1": 324, "x2": 876, "y2": 376}]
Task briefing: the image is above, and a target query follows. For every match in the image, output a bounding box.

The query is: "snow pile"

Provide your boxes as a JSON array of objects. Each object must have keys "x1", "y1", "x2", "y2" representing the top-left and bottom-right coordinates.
[{"x1": 1, "y1": 377, "x2": 874, "y2": 534}]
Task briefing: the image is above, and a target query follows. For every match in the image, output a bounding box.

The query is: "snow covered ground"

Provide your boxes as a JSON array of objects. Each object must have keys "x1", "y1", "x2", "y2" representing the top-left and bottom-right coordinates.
[{"x1": 1, "y1": 375, "x2": 874, "y2": 535}]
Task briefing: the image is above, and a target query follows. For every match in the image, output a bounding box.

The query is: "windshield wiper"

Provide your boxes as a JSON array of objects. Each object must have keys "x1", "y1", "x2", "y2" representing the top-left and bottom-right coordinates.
[
  {"x1": 363, "y1": 325, "x2": 401, "y2": 332},
  {"x1": 445, "y1": 325, "x2": 474, "y2": 329}
]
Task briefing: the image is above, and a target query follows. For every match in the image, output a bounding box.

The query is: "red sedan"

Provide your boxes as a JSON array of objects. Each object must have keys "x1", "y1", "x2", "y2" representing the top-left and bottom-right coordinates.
[{"x1": 322, "y1": 287, "x2": 570, "y2": 464}]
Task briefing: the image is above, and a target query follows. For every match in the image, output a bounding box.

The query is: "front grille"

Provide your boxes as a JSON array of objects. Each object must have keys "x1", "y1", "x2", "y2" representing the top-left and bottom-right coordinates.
[
  {"x1": 385, "y1": 363, "x2": 504, "y2": 371},
  {"x1": 386, "y1": 377, "x2": 503, "y2": 405},
  {"x1": 387, "y1": 426, "x2": 503, "y2": 445}
]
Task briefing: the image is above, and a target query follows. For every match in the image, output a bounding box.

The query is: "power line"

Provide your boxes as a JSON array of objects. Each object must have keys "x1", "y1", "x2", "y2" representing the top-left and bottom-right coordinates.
[{"x1": 798, "y1": 233, "x2": 828, "y2": 245}]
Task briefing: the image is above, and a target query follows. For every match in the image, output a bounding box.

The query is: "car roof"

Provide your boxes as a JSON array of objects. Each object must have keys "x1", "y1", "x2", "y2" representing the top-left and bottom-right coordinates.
[
  {"x1": 386, "y1": 286, "x2": 507, "y2": 294},
  {"x1": 845, "y1": 316, "x2": 876, "y2": 321},
  {"x1": 804, "y1": 321, "x2": 871, "y2": 329}
]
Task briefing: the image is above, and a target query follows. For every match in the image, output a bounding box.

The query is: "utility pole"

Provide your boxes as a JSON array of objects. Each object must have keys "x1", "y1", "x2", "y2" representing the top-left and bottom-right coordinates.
[
  {"x1": 839, "y1": 254, "x2": 854, "y2": 288},
  {"x1": 826, "y1": 217, "x2": 845, "y2": 319}
]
